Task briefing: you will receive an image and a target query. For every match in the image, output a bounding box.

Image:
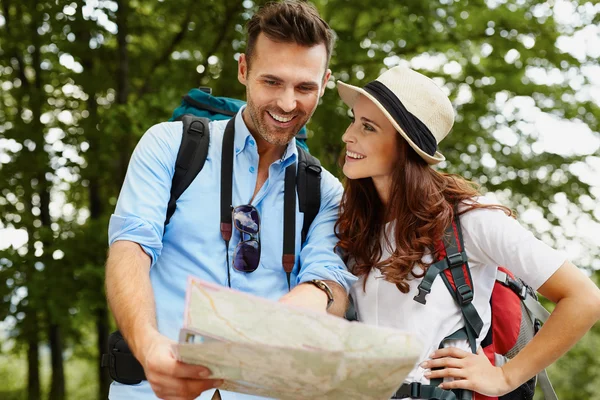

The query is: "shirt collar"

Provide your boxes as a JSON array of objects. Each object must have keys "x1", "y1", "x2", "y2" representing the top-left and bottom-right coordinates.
[
  {"x1": 234, "y1": 106, "x2": 298, "y2": 166},
  {"x1": 233, "y1": 107, "x2": 254, "y2": 156}
]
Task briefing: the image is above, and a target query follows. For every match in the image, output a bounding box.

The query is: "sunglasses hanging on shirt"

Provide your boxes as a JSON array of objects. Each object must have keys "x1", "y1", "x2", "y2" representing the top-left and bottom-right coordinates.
[
  {"x1": 219, "y1": 116, "x2": 298, "y2": 289},
  {"x1": 231, "y1": 204, "x2": 261, "y2": 273}
]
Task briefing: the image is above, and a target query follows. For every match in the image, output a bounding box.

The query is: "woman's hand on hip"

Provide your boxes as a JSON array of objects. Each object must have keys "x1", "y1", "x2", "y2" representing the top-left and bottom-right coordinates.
[{"x1": 421, "y1": 347, "x2": 513, "y2": 397}]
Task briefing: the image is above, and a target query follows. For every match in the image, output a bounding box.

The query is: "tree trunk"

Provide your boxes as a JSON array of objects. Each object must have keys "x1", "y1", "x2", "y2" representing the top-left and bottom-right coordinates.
[
  {"x1": 48, "y1": 324, "x2": 65, "y2": 400},
  {"x1": 4, "y1": 5, "x2": 41, "y2": 398},
  {"x1": 116, "y1": 0, "x2": 132, "y2": 182},
  {"x1": 96, "y1": 306, "x2": 111, "y2": 399},
  {"x1": 91, "y1": 167, "x2": 112, "y2": 396},
  {"x1": 29, "y1": 5, "x2": 66, "y2": 399},
  {"x1": 27, "y1": 311, "x2": 41, "y2": 400}
]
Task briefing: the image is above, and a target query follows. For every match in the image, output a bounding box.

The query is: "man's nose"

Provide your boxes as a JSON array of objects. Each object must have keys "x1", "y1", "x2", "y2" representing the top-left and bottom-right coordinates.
[{"x1": 276, "y1": 87, "x2": 297, "y2": 113}]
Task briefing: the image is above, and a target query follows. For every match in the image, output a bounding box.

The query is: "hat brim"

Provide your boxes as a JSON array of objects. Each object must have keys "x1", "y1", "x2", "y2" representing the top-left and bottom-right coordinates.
[{"x1": 337, "y1": 81, "x2": 445, "y2": 165}]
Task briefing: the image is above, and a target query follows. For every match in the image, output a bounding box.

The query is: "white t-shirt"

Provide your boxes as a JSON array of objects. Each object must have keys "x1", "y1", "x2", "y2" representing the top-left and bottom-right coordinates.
[{"x1": 350, "y1": 197, "x2": 567, "y2": 390}]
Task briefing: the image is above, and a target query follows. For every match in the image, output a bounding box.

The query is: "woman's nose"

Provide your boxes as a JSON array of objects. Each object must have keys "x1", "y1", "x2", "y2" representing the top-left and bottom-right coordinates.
[{"x1": 342, "y1": 126, "x2": 356, "y2": 143}]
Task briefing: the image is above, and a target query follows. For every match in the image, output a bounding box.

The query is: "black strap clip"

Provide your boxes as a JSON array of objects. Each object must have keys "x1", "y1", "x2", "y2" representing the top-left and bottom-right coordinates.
[
  {"x1": 408, "y1": 382, "x2": 422, "y2": 398},
  {"x1": 413, "y1": 287, "x2": 430, "y2": 305},
  {"x1": 457, "y1": 284, "x2": 474, "y2": 305},
  {"x1": 507, "y1": 276, "x2": 527, "y2": 299},
  {"x1": 306, "y1": 164, "x2": 322, "y2": 175},
  {"x1": 446, "y1": 251, "x2": 466, "y2": 268},
  {"x1": 394, "y1": 382, "x2": 422, "y2": 399},
  {"x1": 187, "y1": 119, "x2": 207, "y2": 136}
]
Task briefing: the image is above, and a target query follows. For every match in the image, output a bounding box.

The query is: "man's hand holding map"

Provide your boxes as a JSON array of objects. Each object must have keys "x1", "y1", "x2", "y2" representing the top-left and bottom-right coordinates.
[{"x1": 173, "y1": 278, "x2": 423, "y2": 400}]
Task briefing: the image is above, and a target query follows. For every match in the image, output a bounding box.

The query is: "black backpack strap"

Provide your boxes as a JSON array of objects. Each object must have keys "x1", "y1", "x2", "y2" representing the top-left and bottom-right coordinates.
[
  {"x1": 393, "y1": 382, "x2": 464, "y2": 400},
  {"x1": 220, "y1": 117, "x2": 236, "y2": 287},
  {"x1": 282, "y1": 163, "x2": 297, "y2": 289},
  {"x1": 412, "y1": 209, "x2": 483, "y2": 353},
  {"x1": 296, "y1": 146, "x2": 322, "y2": 244},
  {"x1": 438, "y1": 217, "x2": 483, "y2": 353},
  {"x1": 413, "y1": 214, "x2": 469, "y2": 305},
  {"x1": 164, "y1": 116, "x2": 211, "y2": 229}
]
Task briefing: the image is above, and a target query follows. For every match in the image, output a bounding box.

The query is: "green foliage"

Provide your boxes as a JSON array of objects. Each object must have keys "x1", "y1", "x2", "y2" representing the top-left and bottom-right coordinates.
[
  {"x1": 1, "y1": 0, "x2": 598, "y2": 398},
  {"x1": 0, "y1": 351, "x2": 98, "y2": 400},
  {"x1": 0, "y1": 354, "x2": 27, "y2": 399},
  {"x1": 546, "y1": 325, "x2": 600, "y2": 400}
]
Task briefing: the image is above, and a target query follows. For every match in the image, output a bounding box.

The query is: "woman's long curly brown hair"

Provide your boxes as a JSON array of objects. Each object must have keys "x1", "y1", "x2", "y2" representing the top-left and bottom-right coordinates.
[{"x1": 335, "y1": 136, "x2": 513, "y2": 293}]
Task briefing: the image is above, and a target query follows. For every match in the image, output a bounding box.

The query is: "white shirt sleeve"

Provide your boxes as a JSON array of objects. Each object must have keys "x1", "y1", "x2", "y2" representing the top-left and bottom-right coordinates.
[{"x1": 459, "y1": 197, "x2": 568, "y2": 291}]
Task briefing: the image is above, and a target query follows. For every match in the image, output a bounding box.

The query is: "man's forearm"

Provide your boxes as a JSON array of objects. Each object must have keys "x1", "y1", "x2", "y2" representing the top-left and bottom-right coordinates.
[
  {"x1": 105, "y1": 240, "x2": 158, "y2": 362},
  {"x1": 323, "y1": 280, "x2": 349, "y2": 317},
  {"x1": 279, "y1": 279, "x2": 349, "y2": 317}
]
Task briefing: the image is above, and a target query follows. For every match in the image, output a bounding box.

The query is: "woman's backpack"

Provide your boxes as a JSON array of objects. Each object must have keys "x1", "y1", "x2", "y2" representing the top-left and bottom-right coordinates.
[{"x1": 393, "y1": 214, "x2": 557, "y2": 400}]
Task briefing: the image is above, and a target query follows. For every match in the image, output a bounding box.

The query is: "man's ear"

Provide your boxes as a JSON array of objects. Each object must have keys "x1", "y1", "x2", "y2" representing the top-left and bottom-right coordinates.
[
  {"x1": 320, "y1": 69, "x2": 332, "y2": 97},
  {"x1": 238, "y1": 54, "x2": 248, "y2": 86}
]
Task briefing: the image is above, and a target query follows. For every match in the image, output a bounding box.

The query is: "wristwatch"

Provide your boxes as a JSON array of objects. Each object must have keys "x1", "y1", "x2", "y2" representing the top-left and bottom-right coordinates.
[{"x1": 306, "y1": 279, "x2": 334, "y2": 310}]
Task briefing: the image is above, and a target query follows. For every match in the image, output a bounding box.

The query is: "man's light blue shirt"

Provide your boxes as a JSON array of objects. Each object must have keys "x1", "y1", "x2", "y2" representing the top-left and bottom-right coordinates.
[{"x1": 108, "y1": 109, "x2": 357, "y2": 399}]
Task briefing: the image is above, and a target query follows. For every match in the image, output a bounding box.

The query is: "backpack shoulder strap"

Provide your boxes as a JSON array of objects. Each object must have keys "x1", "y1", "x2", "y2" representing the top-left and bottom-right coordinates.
[
  {"x1": 164, "y1": 115, "x2": 211, "y2": 228},
  {"x1": 438, "y1": 213, "x2": 484, "y2": 353},
  {"x1": 282, "y1": 162, "x2": 297, "y2": 289},
  {"x1": 295, "y1": 146, "x2": 322, "y2": 244}
]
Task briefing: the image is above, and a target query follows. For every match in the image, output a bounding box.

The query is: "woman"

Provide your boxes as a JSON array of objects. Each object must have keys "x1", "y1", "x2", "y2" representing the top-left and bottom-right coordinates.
[{"x1": 335, "y1": 66, "x2": 600, "y2": 399}]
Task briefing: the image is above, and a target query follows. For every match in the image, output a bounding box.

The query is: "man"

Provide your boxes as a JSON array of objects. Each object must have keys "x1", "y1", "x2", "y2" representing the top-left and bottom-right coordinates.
[{"x1": 105, "y1": 1, "x2": 356, "y2": 399}]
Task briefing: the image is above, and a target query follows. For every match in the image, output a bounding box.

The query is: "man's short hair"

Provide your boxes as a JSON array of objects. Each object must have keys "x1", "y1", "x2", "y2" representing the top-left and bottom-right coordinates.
[{"x1": 245, "y1": 1, "x2": 335, "y2": 70}]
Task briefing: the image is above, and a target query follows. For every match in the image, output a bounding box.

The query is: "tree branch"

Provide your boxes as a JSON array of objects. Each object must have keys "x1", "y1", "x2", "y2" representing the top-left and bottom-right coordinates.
[
  {"x1": 2, "y1": 0, "x2": 30, "y2": 90},
  {"x1": 116, "y1": 0, "x2": 130, "y2": 104},
  {"x1": 195, "y1": 0, "x2": 244, "y2": 86},
  {"x1": 135, "y1": 5, "x2": 194, "y2": 100}
]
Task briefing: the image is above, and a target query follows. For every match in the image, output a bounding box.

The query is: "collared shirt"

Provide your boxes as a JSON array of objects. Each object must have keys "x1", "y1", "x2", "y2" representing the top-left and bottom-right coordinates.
[{"x1": 107, "y1": 109, "x2": 357, "y2": 400}]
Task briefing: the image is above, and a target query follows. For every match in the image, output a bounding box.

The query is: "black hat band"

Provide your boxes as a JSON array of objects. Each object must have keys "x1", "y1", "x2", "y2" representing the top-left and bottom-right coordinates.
[{"x1": 363, "y1": 81, "x2": 438, "y2": 156}]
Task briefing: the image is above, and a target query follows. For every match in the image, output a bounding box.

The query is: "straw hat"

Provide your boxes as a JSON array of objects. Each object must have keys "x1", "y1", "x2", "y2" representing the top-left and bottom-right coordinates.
[{"x1": 337, "y1": 66, "x2": 454, "y2": 165}]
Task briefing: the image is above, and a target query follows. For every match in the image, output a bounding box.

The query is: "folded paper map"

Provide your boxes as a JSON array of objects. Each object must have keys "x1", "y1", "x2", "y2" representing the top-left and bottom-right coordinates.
[{"x1": 173, "y1": 278, "x2": 423, "y2": 400}]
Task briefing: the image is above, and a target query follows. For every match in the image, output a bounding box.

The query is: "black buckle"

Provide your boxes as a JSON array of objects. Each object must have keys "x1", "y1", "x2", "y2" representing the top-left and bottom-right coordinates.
[
  {"x1": 307, "y1": 164, "x2": 322, "y2": 174},
  {"x1": 534, "y1": 318, "x2": 542, "y2": 333},
  {"x1": 446, "y1": 252, "x2": 466, "y2": 268},
  {"x1": 409, "y1": 382, "x2": 422, "y2": 398},
  {"x1": 457, "y1": 284, "x2": 473, "y2": 305},
  {"x1": 506, "y1": 276, "x2": 527, "y2": 299},
  {"x1": 393, "y1": 382, "x2": 423, "y2": 399},
  {"x1": 413, "y1": 287, "x2": 430, "y2": 305},
  {"x1": 188, "y1": 120, "x2": 206, "y2": 136}
]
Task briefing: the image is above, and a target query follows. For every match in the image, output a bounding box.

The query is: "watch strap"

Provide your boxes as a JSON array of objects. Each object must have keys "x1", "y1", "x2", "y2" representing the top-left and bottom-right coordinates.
[{"x1": 307, "y1": 279, "x2": 334, "y2": 310}]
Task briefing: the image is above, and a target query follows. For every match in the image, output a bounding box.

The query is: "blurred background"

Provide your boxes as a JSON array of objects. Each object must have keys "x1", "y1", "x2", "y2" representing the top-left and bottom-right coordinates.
[{"x1": 1, "y1": 0, "x2": 599, "y2": 399}]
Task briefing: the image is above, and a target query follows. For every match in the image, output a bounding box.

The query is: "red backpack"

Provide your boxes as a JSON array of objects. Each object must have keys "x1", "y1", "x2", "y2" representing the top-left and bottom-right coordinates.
[{"x1": 392, "y1": 215, "x2": 557, "y2": 400}]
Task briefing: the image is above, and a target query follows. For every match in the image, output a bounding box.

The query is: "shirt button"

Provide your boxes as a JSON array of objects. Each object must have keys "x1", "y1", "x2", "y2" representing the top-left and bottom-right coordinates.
[
  {"x1": 249, "y1": 139, "x2": 255, "y2": 146},
  {"x1": 249, "y1": 166, "x2": 255, "y2": 173}
]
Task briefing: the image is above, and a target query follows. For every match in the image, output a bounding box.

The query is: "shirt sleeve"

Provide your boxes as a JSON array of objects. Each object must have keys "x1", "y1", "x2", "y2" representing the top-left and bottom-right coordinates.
[
  {"x1": 295, "y1": 169, "x2": 358, "y2": 293},
  {"x1": 107, "y1": 122, "x2": 181, "y2": 266},
  {"x1": 459, "y1": 197, "x2": 568, "y2": 291}
]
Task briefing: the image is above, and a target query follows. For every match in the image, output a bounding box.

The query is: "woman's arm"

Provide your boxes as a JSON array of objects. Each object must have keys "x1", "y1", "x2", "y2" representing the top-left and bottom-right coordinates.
[{"x1": 423, "y1": 260, "x2": 600, "y2": 396}]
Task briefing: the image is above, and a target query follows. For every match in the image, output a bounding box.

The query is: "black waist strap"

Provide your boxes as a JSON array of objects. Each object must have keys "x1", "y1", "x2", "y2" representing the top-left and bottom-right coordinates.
[{"x1": 392, "y1": 383, "x2": 470, "y2": 400}]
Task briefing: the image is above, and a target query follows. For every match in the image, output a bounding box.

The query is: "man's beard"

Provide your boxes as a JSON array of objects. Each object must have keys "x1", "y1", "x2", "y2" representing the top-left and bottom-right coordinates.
[{"x1": 246, "y1": 97, "x2": 308, "y2": 147}]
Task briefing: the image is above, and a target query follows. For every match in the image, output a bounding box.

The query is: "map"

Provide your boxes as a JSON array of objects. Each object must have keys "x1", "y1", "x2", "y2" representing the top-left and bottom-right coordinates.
[{"x1": 173, "y1": 278, "x2": 423, "y2": 400}]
